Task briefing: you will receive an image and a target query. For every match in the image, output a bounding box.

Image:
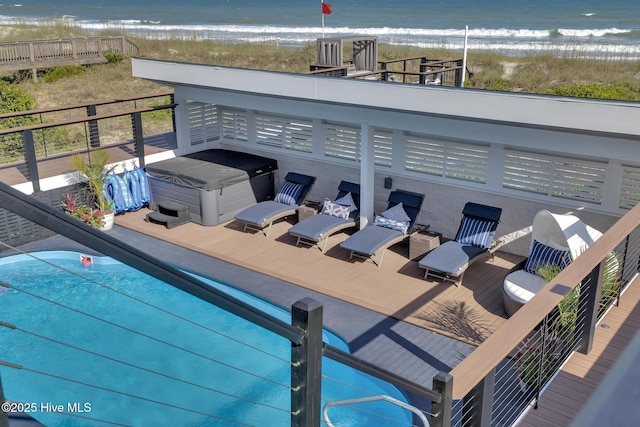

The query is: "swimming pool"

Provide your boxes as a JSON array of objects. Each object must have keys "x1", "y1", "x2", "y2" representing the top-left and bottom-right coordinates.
[{"x1": 0, "y1": 251, "x2": 412, "y2": 426}]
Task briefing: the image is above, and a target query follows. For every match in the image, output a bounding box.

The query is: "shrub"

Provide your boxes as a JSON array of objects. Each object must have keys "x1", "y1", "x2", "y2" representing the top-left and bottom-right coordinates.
[
  {"x1": 104, "y1": 52, "x2": 125, "y2": 63},
  {"x1": 545, "y1": 82, "x2": 640, "y2": 101},
  {"x1": 42, "y1": 65, "x2": 87, "y2": 83}
]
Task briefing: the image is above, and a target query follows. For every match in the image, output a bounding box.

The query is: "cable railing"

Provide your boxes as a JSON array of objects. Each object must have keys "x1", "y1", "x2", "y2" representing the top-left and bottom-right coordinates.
[
  {"x1": 0, "y1": 181, "x2": 445, "y2": 426},
  {"x1": 436, "y1": 202, "x2": 640, "y2": 426},
  {"x1": 0, "y1": 93, "x2": 175, "y2": 191}
]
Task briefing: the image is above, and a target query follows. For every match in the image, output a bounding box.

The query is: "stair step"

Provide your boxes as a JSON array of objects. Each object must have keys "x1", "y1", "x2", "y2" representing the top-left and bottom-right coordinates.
[
  {"x1": 146, "y1": 210, "x2": 189, "y2": 229},
  {"x1": 157, "y1": 201, "x2": 189, "y2": 217}
]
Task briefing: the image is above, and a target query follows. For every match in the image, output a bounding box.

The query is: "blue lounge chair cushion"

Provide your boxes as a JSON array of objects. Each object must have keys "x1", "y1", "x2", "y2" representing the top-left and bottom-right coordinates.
[
  {"x1": 321, "y1": 198, "x2": 351, "y2": 219},
  {"x1": 234, "y1": 200, "x2": 296, "y2": 228},
  {"x1": 288, "y1": 214, "x2": 351, "y2": 241},
  {"x1": 418, "y1": 241, "x2": 487, "y2": 275},
  {"x1": 524, "y1": 239, "x2": 571, "y2": 276},
  {"x1": 340, "y1": 225, "x2": 404, "y2": 256}
]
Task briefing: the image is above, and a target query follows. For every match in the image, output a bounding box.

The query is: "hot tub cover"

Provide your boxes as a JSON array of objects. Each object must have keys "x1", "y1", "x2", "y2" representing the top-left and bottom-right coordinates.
[{"x1": 145, "y1": 149, "x2": 278, "y2": 191}]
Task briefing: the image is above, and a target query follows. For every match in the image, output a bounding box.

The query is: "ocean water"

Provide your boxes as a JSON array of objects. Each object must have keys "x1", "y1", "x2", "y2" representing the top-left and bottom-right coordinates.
[{"x1": 1, "y1": 0, "x2": 640, "y2": 58}]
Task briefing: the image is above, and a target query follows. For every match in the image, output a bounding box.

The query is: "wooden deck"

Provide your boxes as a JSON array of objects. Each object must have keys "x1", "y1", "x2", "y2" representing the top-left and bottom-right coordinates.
[
  {"x1": 517, "y1": 277, "x2": 640, "y2": 426},
  {"x1": 116, "y1": 207, "x2": 640, "y2": 425},
  {"x1": 115, "y1": 208, "x2": 523, "y2": 346}
]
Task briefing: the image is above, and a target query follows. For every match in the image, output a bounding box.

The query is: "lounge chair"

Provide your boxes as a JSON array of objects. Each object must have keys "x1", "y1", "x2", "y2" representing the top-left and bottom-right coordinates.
[
  {"x1": 418, "y1": 202, "x2": 503, "y2": 286},
  {"x1": 502, "y1": 210, "x2": 603, "y2": 317},
  {"x1": 339, "y1": 190, "x2": 425, "y2": 266},
  {"x1": 233, "y1": 172, "x2": 316, "y2": 237},
  {"x1": 287, "y1": 181, "x2": 361, "y2": 252}
]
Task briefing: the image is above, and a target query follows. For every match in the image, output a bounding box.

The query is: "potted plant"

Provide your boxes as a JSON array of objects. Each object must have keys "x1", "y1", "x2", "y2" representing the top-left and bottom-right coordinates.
[
  {"x1": 68, "y1": 149, "x2": 115, "y2": 230},
  {"x1": 61, "y1": 192, "x2": 105, "y2": 228}
]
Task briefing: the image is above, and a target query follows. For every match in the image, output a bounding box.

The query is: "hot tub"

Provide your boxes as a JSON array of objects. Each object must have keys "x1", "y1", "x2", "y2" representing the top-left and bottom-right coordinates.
[{"x1": 146, "y1": 149, "x2": 278, "y2": 226}]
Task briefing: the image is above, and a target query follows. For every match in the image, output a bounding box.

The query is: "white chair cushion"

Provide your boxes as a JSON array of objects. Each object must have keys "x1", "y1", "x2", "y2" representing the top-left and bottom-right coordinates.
[{"x1": 503, "y1": 269, "x2": 548, "y2": 305}]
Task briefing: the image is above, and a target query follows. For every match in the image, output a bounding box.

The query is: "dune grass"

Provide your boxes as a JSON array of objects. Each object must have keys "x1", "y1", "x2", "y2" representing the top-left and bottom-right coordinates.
[{"x1": 2, "y1": 24, "x2": 640, "y2": 109}]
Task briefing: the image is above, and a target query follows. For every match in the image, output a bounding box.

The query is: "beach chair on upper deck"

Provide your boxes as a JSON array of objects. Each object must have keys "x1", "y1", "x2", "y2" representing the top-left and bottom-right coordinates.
[
  {"x1": 233, "y1": 172, "x2": 316, "y2": 237},
  {"x1": 339, "y1": 189, "x2": 425, "y2": 266},
  {"x1": 418, "y1": 202, "x2": 503, "y2": 287},
  {"x1": 287, "y1": 180, "x2": 360, "y2": 252}
]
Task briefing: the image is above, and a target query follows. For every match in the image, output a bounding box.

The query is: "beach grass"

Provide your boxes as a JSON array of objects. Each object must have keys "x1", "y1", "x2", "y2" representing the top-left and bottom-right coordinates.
[{"x1": 2, "y1": 24, "x2": 640, "y2": 110}]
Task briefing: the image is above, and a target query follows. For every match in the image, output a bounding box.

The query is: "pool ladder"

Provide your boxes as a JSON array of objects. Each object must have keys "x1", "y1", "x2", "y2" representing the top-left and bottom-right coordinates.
[{"x1": 322, "y1": 395, "x2": 430, "y2": 427}]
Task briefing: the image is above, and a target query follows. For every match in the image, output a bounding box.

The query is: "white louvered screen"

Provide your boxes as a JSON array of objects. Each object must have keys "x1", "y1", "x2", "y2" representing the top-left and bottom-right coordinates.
[
  {"x1": 323, "y1": 123, "x2": 360, "y2": 161},
  {"x1": 374, "y1": 130, "x2": 393, "y2": 167},
  {"x1": 504, "y1": 150, "x2": 605, "y2": 204},
  {"x1": 283, "y1": 119, "x2": 313, "y2": 153},
  {"x1": 220, "y1": 107, "x2": 248, "y2": 141},
  {"x1": 444, "y1": 142, "x2": 489, "y2": 183},
  {"x1": 254, "y1": 113, "x2": 313, "y2": 152},
  {"x1": 620, "y1": 165, "x2": 640, "y2": 209},
  {"x1": 405, "y1": 134, "x2": 489, "y2": 183},
  {"x1": 255, "y1": 114, "x2": 284, "y2": 147},
  {"x1": 187, "y1": 102, "x2": 219, "y2": 145}
]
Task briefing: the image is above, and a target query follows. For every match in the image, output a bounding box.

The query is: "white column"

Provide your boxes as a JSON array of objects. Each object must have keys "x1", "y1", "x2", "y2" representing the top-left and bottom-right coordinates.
[
  {"x1": 172, "y1": 89, "x2": 191, "y2": 155},
  {"x1": 360, "y1": 123, "x2": 375, "y2": 228}
]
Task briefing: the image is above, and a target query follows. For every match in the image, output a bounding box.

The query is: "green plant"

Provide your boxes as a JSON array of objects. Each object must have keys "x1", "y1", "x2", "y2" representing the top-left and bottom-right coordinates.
[
  {"x1": 42, "y1": 65, "x2": 87, "y2": 83},
  {"x1": 61, "y1": 192, "x2": 104, "y2": 228},
  {"x1": 68, "y1": 149, "x2": 115, "y2": 213},
  {"x1": 516, "y1": 347, "x2": 555, "y2": 387},
  {"x1": 599, "y1": 252, "x2": 622, "y2": 314},
  {"x1": 104, "y1": 52, "x2": 125, "y2": 63},
  {"x1": 536, "y1": 263, "x2": 580, "y2": 336}
]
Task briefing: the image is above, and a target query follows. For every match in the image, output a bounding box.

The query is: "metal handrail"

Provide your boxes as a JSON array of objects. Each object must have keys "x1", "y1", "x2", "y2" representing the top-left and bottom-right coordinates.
[{"x1": 322, "y1": 395, "x2": 430, "y2": 427}]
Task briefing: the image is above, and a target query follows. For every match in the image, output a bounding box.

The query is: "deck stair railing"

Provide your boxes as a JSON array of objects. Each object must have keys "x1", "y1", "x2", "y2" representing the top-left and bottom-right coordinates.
[
  {"x1": 309, "y1": 56, "x2": 464, "y2": 86},
  {"x1": 323, "y1": 395, "x2": 431, "y2": 426},
  {"x1": 378, "y1": 57, "x2": 464, "y2": 86},
  {"x1": 0, "y1": 36, "x2": 140, "y2": 80},
  {"x1": 431, "y1": 201, "x2": 640, "y2": 426}
]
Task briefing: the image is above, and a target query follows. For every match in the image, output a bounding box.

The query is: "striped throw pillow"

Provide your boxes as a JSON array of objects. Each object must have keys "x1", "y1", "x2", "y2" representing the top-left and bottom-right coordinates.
[
  {"x1": 456, "y1": 216, "x2": 495, "y2": 248},
  {"x1": 524, "y1": 240, "x2": 571, "y2": 276},
  {"x1": 274, "y1": 181, "x2": 303, "y2": 206}
]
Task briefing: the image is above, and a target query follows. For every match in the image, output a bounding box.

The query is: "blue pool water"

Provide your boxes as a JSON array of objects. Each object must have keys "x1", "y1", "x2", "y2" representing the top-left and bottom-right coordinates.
[{"x1": 0, "y1": 251, "x2": 412, "y2": 426}]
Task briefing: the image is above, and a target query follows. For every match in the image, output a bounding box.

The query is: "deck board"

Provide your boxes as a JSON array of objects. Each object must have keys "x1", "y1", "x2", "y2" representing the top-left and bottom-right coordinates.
[{"x1": 115, "y1": 208, "x2": 523, "y2": 346}]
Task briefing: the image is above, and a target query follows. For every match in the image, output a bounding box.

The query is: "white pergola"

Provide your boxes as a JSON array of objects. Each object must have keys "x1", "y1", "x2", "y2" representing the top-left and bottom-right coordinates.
[{"x1": 132, "y1": 58, "x2": 640, "y2": 252}]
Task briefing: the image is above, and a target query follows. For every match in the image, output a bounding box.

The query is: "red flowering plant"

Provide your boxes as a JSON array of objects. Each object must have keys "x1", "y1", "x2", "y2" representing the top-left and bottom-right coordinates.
[{"x1": 61, "y1": 192, "x2": 105, "y2": 228}]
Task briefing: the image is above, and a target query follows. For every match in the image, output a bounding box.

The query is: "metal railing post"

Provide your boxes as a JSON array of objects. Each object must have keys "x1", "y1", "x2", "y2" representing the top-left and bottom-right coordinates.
[
  {"x1": 431, "y1": 372, "x2": 453, "y2": 427},
  {"x1": 170, "y1": 94, "x2": 177, "y2": 132},
  {"x1": 462, "y1": 368, "x2": 495, "y2": 426},
  {"x1": 86, "y1": 105, "x2": 101, "y2": 148},
  {"x1": 291, "y1": 298, "x2": 323, "y2": 427},
  {"x1": 22, "y1": 129, "x2": 40, "y2": 192},
  {"x1": 576, "y1": 263, "x2": 604, "y2": 354},
  {"x1": 455, "y1": 60, "x2": 463, "y2": 87},
  {"x1": 131, "y1": 112, "x2": 146, "y2": 168}
]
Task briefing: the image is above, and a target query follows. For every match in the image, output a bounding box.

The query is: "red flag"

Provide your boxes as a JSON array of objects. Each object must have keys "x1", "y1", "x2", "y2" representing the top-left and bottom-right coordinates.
[{"x1": 321, "y1": 2, "x2": 332, "y2": 14}]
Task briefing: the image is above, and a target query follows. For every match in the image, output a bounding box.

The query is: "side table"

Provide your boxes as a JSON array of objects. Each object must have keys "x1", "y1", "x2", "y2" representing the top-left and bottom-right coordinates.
[
  {"x1": 409, "y1": 229, "x2": 441, "y2": 260},
  {"x1": 298, "y1": 201, "x2": 322, "y2": 222}
]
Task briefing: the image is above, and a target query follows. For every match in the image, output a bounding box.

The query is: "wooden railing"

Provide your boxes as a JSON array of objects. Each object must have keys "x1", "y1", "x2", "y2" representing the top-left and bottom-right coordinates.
[
  {"x1": 0, "y1": 36, "x2": 139, "y2": 74},
  {"x1": 309, "y1": 56, "x2": 464, "y2": 86}
]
